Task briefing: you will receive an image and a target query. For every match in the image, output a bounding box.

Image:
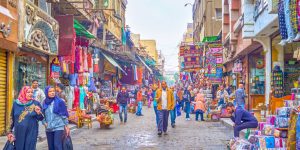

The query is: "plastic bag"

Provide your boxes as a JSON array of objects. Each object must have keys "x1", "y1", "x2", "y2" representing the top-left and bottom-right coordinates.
[
  {"x1": 63, "y1": 135, "x2": 73, "y2": 150},
  {"x1": 3, "y1": 140, "x2": 15, "y2": 150}
]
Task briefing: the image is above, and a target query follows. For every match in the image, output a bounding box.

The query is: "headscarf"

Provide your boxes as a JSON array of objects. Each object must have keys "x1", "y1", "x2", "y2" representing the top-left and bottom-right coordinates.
[
  {"x1": 43, "y1": 86, "x2": 69, "y2": 117},
  {"x1": 18, "y1": 86, "x2": 33, "y2": 104}
]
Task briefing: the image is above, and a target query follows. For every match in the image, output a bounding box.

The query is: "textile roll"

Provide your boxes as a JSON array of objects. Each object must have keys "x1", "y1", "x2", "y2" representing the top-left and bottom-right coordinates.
[{"x1": 287, "y1": 111, "x2": 297, "y2": 150}]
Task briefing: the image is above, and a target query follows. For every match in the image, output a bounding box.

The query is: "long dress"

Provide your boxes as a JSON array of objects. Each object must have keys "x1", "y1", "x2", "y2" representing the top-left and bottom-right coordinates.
[{"x1": 10, "y1": 100, "x2": 44, "y2": 150}]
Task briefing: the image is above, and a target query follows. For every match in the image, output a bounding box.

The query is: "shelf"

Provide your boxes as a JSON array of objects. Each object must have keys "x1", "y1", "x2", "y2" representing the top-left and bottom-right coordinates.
[{"x1": 276, "y1": 128, "x2": 288, "y2": 131}]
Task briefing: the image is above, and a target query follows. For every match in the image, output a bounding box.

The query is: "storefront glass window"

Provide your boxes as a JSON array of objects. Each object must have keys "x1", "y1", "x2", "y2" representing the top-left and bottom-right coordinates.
[
  {"x1": 249, "y1": 51, "x2": 265, "y2": 95},
  {"x1": 14, "y1": 55, "x2": 47, "y2": 97}
]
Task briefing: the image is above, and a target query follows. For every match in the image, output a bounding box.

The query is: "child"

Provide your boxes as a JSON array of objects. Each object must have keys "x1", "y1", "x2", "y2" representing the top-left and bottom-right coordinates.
[
  {"x1": 147, "y1": 89, "x2": 153, "y2": 108},
  {"x1": 193, "y1": 90, "x2": 206, "y2": 121}
]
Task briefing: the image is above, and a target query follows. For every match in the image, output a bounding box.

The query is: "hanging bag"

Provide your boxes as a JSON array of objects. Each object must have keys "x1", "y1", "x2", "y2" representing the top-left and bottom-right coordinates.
[
  {"x1": 2, "y1": 140, "x2": 15, "y2": 150},
  {"x1": 63, "y1": 134, "x2": 73, "y2": 150}
]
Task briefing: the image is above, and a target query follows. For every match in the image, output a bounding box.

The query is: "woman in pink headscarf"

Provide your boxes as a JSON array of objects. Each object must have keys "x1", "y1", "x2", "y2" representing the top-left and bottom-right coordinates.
[{"x1": 7, "y1": 86, "x2": 44, "y2": 150}]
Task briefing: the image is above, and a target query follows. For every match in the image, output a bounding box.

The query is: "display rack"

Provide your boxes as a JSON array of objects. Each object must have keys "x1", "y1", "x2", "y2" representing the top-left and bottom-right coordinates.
[{"x1": 272, "y1": 70, "x2": 284, "y2": 98}]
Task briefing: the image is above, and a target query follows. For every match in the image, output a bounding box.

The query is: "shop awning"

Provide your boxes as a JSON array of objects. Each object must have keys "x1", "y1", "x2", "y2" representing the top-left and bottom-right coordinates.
[
  {"x1": 137, "y1": 55, "x2": 153, "y2": 74},
  {"x1": 202, "y1": 36, "x2": 219, "y2": 43},
  {"x1": 74, "y1": 19, "x2": 95, "y2": 39},
  {"x1": 101, "y1": 52, "x2": 127, "y2": 75}
]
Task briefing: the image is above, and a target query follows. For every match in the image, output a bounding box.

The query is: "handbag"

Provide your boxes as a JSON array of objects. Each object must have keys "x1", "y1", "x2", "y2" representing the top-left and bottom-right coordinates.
[
  {"x1": 63, "y1": 135, "x2": 73, "y2": 150},
  {"x1": 3, "y1": 140, "x2": 15, "y2": 150}
]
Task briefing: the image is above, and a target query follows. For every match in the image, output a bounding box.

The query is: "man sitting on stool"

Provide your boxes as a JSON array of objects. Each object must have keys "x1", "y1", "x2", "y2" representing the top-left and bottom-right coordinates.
[{"x1": 226, "y1": 102, "x2": 258, "y2": 138}]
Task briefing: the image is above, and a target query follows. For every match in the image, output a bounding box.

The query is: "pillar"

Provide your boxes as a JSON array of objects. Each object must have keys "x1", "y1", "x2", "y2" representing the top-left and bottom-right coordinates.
[{"x1": 254, "y1": 37, "x2": 272, "y2": 105}]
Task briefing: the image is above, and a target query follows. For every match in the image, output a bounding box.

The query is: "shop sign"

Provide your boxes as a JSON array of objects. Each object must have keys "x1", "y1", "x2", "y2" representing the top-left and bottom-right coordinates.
[
  {"x1": 233, "y1": 60, "x2": 242, "y2": 73},
  {"x1": 23, "y1": 2, "x2": 58, "y2": 55},
  {"x1": 50, "y1": 58, "x2": 61, "y2": 78}
]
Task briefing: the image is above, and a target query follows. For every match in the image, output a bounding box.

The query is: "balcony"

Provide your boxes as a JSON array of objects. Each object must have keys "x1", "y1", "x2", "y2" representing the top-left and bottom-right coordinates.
[{"x1": 233, "y1": 14, "x2": 244, "y2": 36}]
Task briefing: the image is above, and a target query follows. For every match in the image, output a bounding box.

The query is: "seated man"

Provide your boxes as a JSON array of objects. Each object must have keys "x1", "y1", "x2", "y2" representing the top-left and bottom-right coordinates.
[{"x1": 226, "y1": 102, "x2": 258, "y2": 138}]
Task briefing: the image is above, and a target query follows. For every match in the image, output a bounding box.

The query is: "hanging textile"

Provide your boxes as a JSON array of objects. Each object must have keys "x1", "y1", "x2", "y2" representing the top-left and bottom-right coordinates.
[
  {"x1": 278, "y1": 0, "x2": 288, "y2": 40},
  {"x1": 73, "y1": 86, "x2": 80, "y2": 108},
  {"x1": 297, "y1": 0, "x2": 300, "y2": 31},
  {"x1": 137, "y1": 67, "x2": 143, "y2": 85},
  {"x1": 65, "y1": 86, "x2": 74, "y2": 109},
  {"x1": 83, "y1": 47, "x2": 88, "y2": 72},
  {"x1": 55, "y1": 15, "x2": 76, "y2": 59},
  {"x1": 290, "y1": 0, "x2": 298, "y2": 35},
  {"x1": 287, "y1": 111, "x2": 297, "y2": 149},
  {"x1": 79, "y1": 86, "x2": 86, "y2": 109},
  {"x1": 69, "y1": 73, "x2": 78, "y2": 87},
  {"x1": 284, "y1": 0, "x2": 295, "y2": 40}
]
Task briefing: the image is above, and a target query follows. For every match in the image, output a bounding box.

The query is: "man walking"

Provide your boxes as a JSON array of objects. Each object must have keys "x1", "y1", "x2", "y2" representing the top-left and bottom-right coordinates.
[
  {"x1": 156, "y1": 81, "x2": 175, "y2": 136},
  {"x1": 226, "y1": 102, "x2": 258, "y2": 138},
  {"x1": 170, "y1": 86, "x2": 177, "y2": 128},
  {"x1": 136, "y1": 88, "x2": 143, "y2": 116},
  {"x1": 183, "y1": 86, "x2": 192, "y2": 120},
  {"x1": 117, "y1": 87, "x2": 130, "y2": 124},
  {"x1": 235, "y1": 83, "x2": 246, "y2": 108}
]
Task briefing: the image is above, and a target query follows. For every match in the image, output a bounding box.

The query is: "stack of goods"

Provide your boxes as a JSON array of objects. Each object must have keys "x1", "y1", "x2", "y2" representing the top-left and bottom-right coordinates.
[
  {"x1": 228, "y1": 100, "x2": 300, "y2": 149},
  {"x1": 271, "y1": 68, "x2": 284, "y2": 98},
  {"x1": 128, "y1": 103, "x2": 136, "y2": 113},
  {"x1": 96, "y1": 112, "x2": 113, "y2": 126}
]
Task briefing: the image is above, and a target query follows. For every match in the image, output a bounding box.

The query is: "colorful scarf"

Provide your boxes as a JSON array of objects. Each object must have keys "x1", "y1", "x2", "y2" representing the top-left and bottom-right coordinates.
[
  {"x1": 43, "y1": 86, "x2": 69, "y2": 117},
  {"x1": 18, "y1": 86, "x2": 33, "y2": 104}
]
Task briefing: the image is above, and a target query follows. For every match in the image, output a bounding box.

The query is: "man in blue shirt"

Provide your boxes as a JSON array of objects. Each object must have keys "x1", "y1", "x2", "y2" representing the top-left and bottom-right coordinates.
[
  {"x1": 235, "y1": 83, "x2": 246, "y2": 108},
  {"x1": 226, "y1": 102, "x2": 258, "y2": 137}
]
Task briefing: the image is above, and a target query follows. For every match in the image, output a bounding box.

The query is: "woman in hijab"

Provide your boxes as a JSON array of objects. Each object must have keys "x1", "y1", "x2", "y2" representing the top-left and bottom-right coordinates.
[
  {"x1": 7, "y1": 86, "x2": 44, "y2": 150},
  {"x1": 43, "y1": 86, "x2": 69, "y2": 150}
]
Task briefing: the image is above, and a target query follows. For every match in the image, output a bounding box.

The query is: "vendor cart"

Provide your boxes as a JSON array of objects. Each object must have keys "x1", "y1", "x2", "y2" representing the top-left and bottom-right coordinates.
[{"x1": 96, "y1": 104, "x2": 114, "y2": 128}]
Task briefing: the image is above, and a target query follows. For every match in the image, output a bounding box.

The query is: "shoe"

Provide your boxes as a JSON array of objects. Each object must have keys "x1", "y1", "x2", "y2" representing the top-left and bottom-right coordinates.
[
  {"x1": 140, "y1": 114, "x2": 144, "y2": 116},
  {"x1": 171, "y1": 124, "x2": 175, "y2": 128},
  {"x1": 164, "y1": 132, "x2": 168, "y2": 135},
  {"x1": 187, "y1": 118, "x2": 191, "y2": 121},
  {"x1": 201, "y1": 119, "x2": 205, "y2": 121},
  {"x1": 294, "y1": 33, "x2": 300, "y2": 41},
  {"x1": 158, "y1": 131, "x2": 162, "y2": 136},
  {"x1": 278, "y1": 40, "x2": 287, "y2": 46}
]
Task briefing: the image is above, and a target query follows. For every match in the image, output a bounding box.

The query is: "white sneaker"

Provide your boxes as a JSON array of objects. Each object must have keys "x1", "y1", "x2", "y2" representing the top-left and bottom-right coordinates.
[{"x1": 278, "y1": 40, "x2": 287, "y2": 46}]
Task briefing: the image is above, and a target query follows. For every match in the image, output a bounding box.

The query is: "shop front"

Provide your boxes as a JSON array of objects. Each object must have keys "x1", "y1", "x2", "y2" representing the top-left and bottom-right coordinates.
[
  {"x1": 248, "y1": 48, "x2": 265, "y2": 110},
  {"x1": 16, "y1": 0, "x2": 59, "y2": 94},
  {"x1": 0, "y1": 2, "x2": 18, "y2": 135}
]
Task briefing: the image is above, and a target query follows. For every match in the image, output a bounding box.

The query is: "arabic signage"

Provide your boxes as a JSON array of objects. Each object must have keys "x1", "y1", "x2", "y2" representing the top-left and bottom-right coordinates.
[{"x1": 204, "y1": 43, "x2": 223, "y2": 83}]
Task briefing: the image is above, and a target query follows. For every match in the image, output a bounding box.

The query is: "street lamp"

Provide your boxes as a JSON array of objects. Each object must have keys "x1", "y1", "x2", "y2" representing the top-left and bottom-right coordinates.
[{"x1": 184, "y1": 3, "x2": 193, "y2": 7}]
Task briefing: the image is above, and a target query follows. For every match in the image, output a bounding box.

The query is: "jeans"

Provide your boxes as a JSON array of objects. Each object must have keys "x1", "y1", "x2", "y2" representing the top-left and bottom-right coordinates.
[
  {"x1": 170, "y1": 108, "x2": 176, "y2": 125},
  {"x1": 195, "y1": 110, "x2": 204, "y2": 121},
  {"x1": 119, "y1": 104, "x2": 128, "y2": 122},
  {"x1": 234, "y1": 121, "x2": 258, "y2": 137},
  {"x1": 158, "y1": 110, "x2": 169, "y2": 132},
  {"x1": 136, "y1": 101, "x2": 143, "y2": 116},
  {"x1": 179, "y1": 100, "x2": 184, "y2": 110},
  {"x1": 46, "y1": 130, "x2": 64, "y2": 150},
  {"x1": 185, "y1": 102, "x2": 190, "y2": 119},
  {"x1": 153, "y1": 106, "x2": 159, "y2": 126},
  {"x1": 218, "y1": 98, "x2": 225, "y2": 107}
]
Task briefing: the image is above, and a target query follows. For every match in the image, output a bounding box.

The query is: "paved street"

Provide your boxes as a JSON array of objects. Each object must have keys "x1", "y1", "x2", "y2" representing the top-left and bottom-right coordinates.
[{"x1": 37, "y1": 106, "x2": 232, "y2": 150}]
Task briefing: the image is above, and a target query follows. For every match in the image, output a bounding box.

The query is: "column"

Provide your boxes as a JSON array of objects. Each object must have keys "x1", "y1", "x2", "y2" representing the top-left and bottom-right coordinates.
[{"x1": 255, "y1": 37, "x2": 272, "y2": 105}]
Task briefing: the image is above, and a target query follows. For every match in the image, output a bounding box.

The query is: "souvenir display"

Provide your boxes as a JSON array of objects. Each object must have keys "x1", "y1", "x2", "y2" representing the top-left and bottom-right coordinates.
[{"x1": 271, "y1": 67, "x2": 284, "y2": 98}]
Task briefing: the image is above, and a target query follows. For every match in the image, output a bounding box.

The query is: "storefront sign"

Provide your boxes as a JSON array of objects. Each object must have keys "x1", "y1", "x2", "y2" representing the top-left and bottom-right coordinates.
[
  {"x1": 23, "y1": 2, "x2": 58, "y2": 55},
  {"x1": 233, "y1": 60, "x2": 243, "y2": 73}
]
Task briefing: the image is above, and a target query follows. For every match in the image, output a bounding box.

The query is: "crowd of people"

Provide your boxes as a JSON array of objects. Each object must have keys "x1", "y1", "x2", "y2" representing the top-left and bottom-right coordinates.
[{"x1": 115, "y1": 80, "x2": 258, "y2": 138}]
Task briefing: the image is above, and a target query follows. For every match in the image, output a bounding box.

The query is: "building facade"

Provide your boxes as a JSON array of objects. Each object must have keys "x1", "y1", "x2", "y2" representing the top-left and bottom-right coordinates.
[{"x1": 193, "y1": 0, "x2": 222, "y2": 43}]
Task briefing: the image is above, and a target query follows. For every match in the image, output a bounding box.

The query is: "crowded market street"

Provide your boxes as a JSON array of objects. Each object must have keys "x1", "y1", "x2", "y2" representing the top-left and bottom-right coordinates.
[{"x1": 37, "y1": 106, "x2": 232, "y2": 150}]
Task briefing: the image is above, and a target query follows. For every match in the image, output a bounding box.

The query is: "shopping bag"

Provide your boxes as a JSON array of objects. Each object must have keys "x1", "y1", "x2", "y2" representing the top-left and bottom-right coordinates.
[
  {"x1": 63, "y1": 135, "x2": 73, "y2": 150},
  {"x1": 2, "y1": 140, "x2": 15, "y2": 150},
  {"x1": 176, "y1": 104, "x2": 181, "y2": 116}
]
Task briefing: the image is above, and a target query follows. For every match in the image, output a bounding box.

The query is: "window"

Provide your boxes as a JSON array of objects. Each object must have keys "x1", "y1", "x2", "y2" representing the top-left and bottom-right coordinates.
[{"x1": 215, "y1": 8, "x2": 222, "y2": 20}]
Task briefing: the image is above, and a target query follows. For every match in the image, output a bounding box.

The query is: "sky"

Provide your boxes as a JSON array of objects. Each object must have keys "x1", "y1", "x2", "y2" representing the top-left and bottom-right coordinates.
[{"x1": 126, "y1": 0, "x2": 193, "y2": 72}]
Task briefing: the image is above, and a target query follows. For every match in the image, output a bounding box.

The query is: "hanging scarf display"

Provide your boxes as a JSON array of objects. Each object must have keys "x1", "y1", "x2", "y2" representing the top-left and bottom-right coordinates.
[
  {"x1": 83, "y1": 47, "x2": 88, "y2": 72},
  {"x1": 284, "y1": 0, "x2": 295, "y2": 41}
]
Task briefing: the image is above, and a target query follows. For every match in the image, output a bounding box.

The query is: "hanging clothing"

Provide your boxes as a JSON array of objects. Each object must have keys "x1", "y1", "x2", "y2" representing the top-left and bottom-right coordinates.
[
  {"x1": 10, "y1": 100, "x2": 44, "y2": 150},
  {"x1": 83, "y1": 47, "x2": 88, "y2": 72},
  {"x1": 78, "y1": 73, "x2": 84, "y2": 85},
  {"x1": 87, "y1": 53, "x2": 92, "y2": 68},
  {"x1": 284, "y1": 0, "x2": 295, "y2": 39},
  {"x1": 65, "y1": 86, "x2": 74, "y2": 109},
  {"x1": 291, "y1": 0, "x2": 299, "y2": 35},
  {"x1": 278, "y1": 0, "x2": 288, "y2": 40},
  {"x1": 79, "y1": 86, "x2": 86, "y2": 109},
  {"x1": 69, "y1": 74, "x2": 78, "y2": 87},
  {"x1": 297, "y1": 0, "x2": 300, "y2": 32},
  {"x1": 73, "y1": 87, "x2": 80, "y2": 108},
  {"x1": 75, "y1": 47, "x2": 80, "y2": 73}
]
